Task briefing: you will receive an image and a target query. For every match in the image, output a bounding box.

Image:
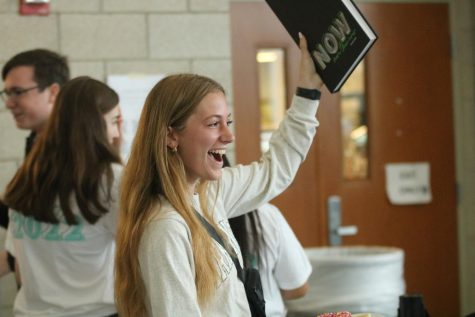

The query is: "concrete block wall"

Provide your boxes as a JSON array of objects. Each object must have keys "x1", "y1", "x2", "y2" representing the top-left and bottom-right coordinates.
[{"x1": 0, "y1": 0, "x2": 233, "y2": 315}]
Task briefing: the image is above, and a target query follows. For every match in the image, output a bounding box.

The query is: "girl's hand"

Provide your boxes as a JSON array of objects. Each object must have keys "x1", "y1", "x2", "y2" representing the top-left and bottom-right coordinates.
[{"x1": 297, "y1": 32, "x2": 324, "y2": 90}]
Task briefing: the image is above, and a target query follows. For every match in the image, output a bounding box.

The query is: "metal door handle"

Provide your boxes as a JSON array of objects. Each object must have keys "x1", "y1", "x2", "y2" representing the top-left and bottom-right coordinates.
[
  {"x1": 337, "y1": 225, "x2": 358, "y2": 236},
  {"x1": 327, "y1": 195, "x2": 358, "y2": 246}
]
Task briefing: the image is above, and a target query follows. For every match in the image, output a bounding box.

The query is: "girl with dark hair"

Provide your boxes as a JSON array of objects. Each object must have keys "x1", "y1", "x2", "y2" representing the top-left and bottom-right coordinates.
[{"x1": 3, "y1": 76, "x2": 123, "y2": 317}]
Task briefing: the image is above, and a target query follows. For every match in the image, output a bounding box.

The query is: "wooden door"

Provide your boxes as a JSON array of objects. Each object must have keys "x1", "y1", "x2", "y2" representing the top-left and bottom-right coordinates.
[
  {"x1": 230, "y1": 3, "x2": 339, "y2": 246},
  {"x1": 230, "y1": 2, "x2": 459, "y2": 316}
]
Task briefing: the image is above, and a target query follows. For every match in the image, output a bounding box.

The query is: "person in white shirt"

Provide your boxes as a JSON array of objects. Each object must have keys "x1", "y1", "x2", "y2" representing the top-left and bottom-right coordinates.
[
  {"x1": 114, "y1": 33, "x2": 324, "y2": 317},
  {"x1": 226, "y1": 155, "x2": 312, "y2": 317},
  {"x1": 3, "y1": 76, "x2": 123, "y2": 317}
]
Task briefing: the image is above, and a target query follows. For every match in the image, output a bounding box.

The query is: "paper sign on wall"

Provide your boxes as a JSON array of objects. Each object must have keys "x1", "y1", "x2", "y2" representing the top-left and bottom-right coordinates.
[
  {"x1": 385, "y1": 162, "x2": 432, "y2": 205},
  {"x1": 107, "y1": 74, "x2": 164, "y2": 160}
]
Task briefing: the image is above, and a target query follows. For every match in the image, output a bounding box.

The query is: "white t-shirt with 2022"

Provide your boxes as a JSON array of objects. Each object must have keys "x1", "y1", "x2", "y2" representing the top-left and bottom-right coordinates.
[{"x1": 5, "y1": 164, "x2": 122, "y2": 317}]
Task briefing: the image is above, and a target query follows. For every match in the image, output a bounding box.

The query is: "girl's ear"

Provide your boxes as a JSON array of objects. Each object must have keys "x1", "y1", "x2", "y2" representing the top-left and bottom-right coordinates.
[{"x1": 166, "y1": 127, "x2": 179, "y2": 150}]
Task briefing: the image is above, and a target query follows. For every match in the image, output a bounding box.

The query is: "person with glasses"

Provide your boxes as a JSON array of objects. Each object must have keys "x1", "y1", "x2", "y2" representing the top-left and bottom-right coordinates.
[
  {"x1": 0, "y1": 49, "x2": 70, "y2": 281},
  {"x1": 1, "y1": 49, "x2": 69, "y2": 133}
]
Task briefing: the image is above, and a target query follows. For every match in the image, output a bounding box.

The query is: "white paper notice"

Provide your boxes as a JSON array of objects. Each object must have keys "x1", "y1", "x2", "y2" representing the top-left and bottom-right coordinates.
[
  {"x1": 107, "y1": 74, "x2": 164, "y2": 160},
  {"x1": 385, "y1": 162, "x2": 432, "y2": 205}
]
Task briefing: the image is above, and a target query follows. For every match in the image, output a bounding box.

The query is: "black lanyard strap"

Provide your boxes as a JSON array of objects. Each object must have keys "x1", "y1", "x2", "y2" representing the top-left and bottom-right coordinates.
[{"x1": 194, "y1": 210, "x2": 244, "y2": 282}]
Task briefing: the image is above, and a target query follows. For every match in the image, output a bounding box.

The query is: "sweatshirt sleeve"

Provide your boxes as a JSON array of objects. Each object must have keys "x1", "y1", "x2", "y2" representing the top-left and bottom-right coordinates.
[
  {"x1": 138, "y1": 216, "x2": 202, "y2": 317},
  {"x1": 220, "y1": 95, "x2": 320, "y2": 218}
]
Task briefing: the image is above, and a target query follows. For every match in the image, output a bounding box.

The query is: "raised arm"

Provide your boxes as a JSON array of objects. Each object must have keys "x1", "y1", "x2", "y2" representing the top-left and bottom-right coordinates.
[{"x1": 219, "y1": 34, "x2": 325, "y2": 217}]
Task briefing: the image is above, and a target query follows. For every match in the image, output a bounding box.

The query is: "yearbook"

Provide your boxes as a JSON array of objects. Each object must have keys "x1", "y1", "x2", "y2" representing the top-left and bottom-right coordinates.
[{"x1": 265, "y1": 0, "x2": 378, "y2": 93}]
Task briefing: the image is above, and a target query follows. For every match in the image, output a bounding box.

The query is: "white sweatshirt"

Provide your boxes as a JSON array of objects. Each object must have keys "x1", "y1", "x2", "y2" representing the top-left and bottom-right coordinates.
[{"x1": 139, "y1": 95, "x2": 320, "y2": 317}]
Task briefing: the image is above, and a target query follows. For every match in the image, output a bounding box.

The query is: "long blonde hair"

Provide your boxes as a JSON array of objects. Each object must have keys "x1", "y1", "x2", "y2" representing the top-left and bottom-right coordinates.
[{"x1": 115, "y1": 74, "x2": 228, "y2": 316}]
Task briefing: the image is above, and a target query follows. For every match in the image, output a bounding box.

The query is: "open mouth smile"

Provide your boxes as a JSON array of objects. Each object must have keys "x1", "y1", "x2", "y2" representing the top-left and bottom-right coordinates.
[{"x1": 208, "y1": 149, "x2": 225, "y2": 162}]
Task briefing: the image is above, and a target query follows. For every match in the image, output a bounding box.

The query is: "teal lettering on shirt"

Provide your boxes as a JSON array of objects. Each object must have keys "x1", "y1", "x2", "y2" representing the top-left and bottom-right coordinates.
[{"x1": 12, "y1": 212, "x2": 85, "y2": 241}]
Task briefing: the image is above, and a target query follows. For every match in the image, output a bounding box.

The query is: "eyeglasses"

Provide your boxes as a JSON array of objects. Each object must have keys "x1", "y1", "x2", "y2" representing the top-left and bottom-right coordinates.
[{"x1": 0, "y1": 86, "x2": 39, "y2": 102}]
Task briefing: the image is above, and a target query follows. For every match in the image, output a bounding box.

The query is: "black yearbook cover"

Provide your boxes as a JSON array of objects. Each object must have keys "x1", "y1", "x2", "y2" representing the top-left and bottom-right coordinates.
[{"x1": 265, "y1": 0, "x2": 378, "y2": 93}]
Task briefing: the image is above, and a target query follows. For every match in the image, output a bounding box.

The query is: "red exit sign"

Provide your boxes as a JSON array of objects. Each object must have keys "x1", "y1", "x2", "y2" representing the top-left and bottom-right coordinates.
[{"x1": 19, "y1": 0, "x2": 50, "y2": 16}]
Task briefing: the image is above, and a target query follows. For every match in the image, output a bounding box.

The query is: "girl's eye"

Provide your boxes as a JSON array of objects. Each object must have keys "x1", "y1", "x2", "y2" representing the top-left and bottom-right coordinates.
[
  {"x1": 208, "y1": 121, "x2": 219, "y2": 127},
  {"x1": 227, "y1": 120, "x2": 233, "y2": 126},
  {"x1": 114, "y1": 116, "x2": 123, "y2": 126}
]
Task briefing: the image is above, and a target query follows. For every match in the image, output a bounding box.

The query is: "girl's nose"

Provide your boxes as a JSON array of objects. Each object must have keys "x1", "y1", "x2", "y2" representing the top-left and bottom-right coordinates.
[{"x1": 221, "y1": 125, "x2": 235, "y2": 143}]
